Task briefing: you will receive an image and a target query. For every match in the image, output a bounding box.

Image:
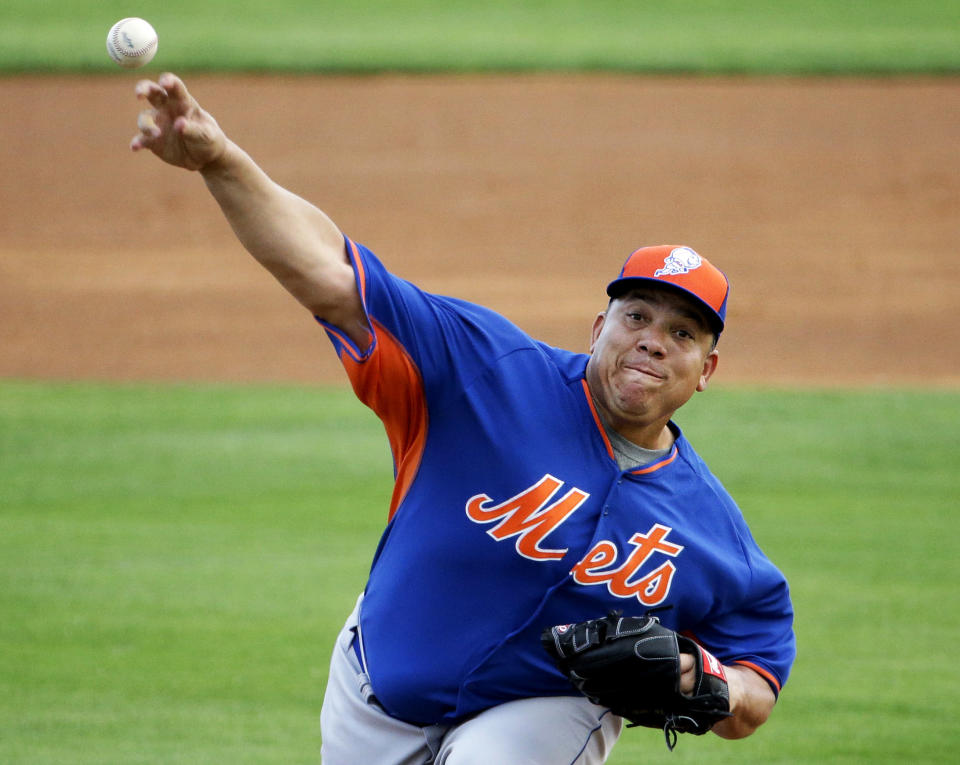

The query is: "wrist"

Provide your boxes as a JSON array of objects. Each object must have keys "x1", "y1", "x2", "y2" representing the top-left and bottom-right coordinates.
[
  {"x1": 711, "y1": 664, "x2": 775, "y2": 739},
  {"x1": 198, "y1": 138, "x2": 238, "y2": 178},
  {"x1": 724, "y1": 664, "x2": 743, "y2": 714}
]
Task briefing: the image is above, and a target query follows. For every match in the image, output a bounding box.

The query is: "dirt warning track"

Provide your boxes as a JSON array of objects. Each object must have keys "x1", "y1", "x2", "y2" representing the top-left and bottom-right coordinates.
[{"x1": 1, "y1": 75, "x2": 957, "y2": 386}]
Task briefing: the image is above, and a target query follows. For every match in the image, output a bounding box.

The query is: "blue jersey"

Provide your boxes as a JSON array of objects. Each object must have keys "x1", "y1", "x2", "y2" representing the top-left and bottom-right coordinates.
[{"x1": 319, "y1": 238, "x2": 796, "y2": 726}]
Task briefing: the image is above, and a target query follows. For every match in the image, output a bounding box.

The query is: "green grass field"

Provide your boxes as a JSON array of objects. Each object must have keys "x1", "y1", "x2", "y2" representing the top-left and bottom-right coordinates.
[
  {"x1": 1, "y1": 0, "x2": 959, "y2": 73},
  {"x1": 2, "y1": 381, "x2": 958, "y2": 763}
]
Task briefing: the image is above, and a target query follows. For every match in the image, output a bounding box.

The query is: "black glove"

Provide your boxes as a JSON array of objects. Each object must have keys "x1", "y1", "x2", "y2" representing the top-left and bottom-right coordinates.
[{"x1": 542, "y1": 611, "x2": 731, "y2": 749}]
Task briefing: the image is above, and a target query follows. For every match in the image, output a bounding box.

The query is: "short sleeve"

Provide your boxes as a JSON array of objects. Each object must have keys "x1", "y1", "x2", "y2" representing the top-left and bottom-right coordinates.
[{"x1": 694, "y1": 545, "x2": 795, "y2": 695}]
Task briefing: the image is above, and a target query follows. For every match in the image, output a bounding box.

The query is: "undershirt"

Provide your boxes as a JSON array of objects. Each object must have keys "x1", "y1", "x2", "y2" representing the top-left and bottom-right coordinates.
[{"x1": 599, "y1": 417, "x2": 672, "y2": 471}]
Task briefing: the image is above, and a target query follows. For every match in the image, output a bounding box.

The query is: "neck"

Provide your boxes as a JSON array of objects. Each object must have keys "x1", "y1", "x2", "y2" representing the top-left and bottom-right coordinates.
[{"x1": 590, "y1": 394, "x2": 675, "y2": 451}]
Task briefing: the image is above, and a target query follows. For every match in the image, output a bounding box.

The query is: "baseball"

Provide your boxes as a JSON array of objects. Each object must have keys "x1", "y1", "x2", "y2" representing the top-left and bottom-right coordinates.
[{"x1": 106, "y1": 18, "x2": 158, "y2": 69}]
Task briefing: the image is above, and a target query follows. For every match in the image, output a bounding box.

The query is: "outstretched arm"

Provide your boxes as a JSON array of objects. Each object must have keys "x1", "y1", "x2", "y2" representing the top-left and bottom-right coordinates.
[{"x1": 130, "y1": 73, "x2": 368, "y2": 347}]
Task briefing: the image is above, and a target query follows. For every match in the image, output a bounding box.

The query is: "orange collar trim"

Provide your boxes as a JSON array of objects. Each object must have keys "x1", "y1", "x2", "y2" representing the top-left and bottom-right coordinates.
[
  {"x1": 628, "y1": 445, "x2": 679, "y2": 475},
  {"x1": 580, "y1": 379, "x2": 615, "y2": 461}
]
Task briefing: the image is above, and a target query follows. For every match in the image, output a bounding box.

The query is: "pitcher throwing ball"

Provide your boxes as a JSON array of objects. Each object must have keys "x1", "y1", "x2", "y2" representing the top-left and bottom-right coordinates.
[{"x1": 130, "y1": 73, "x2": 795, "y2": 763}]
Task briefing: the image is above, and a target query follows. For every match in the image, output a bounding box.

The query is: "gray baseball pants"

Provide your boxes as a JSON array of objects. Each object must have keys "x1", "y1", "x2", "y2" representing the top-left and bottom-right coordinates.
[{"x1": 319, "y1": 597, "x2": 622, "y2": 764}]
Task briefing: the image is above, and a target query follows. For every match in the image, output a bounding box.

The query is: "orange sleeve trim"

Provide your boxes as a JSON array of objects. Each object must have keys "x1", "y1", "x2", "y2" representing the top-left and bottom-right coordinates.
[
  {"x1": 679, "y1": 632, "x2": 784, "y2": 697},
  {"x1": 733, "y1": 660, "x2": 782, "y2": 695},
  {"x1": 580, "y1": 379, "x2": 615, "y2": 461},
  {"x1": 326, "y1": 324, "x2": 369, "y2": 363},
  {"x1": 339, "y1": 319, "x2": 428, "y2": 523},
  {"x1": 346, "y1": 237, "x2": 368, "y2": 306}
]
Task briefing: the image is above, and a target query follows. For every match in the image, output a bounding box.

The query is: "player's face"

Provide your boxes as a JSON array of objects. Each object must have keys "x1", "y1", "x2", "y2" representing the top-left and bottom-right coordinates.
[{"x1": 585, "y1": 287, "x2": 719, "y2": 449}]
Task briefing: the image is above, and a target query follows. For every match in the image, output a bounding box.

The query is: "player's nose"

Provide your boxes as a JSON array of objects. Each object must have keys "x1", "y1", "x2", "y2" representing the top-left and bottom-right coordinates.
[{"x1": 635, "y1": 327, "x2": 667, "y2": 357}]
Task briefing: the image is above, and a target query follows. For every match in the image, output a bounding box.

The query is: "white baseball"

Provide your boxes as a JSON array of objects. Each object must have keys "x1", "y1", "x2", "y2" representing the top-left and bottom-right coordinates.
[{"x1": 106, "y1": 18, "x2": 158, "y2": 69}]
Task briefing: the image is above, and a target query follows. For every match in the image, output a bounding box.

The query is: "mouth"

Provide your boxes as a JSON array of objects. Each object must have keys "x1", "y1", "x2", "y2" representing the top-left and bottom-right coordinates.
[{"x1": 623, "y1": 362, "x2": 665, "y2": 380}]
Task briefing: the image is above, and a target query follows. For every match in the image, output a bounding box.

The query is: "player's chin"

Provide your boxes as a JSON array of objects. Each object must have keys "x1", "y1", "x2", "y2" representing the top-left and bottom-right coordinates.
[
  {"x1": 610, "y1": 391, "x2": 657, "y2": 421},
  {"x1": 615, "y1": 376, "x2": 664, "y2": 405}
]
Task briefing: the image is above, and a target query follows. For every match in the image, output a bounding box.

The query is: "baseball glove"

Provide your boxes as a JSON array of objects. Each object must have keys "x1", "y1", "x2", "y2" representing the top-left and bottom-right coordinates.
[{"x1": 541, "y1": 611, "x2": 731, "y2": 749}]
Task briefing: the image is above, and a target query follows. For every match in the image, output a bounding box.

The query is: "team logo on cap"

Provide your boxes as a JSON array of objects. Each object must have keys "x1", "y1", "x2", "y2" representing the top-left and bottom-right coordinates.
[{"x1": 654, "y1": 247, "x2": 702, "y2": 277}]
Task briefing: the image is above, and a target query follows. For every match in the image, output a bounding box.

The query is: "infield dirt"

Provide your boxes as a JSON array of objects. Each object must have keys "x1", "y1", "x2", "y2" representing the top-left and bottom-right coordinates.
[{"x1": 1, "y1": 75, "x2": 957, "y2": 386}]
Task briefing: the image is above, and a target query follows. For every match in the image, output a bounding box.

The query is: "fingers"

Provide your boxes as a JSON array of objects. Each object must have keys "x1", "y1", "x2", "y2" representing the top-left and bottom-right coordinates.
[
  {"x1": 132, "y1": 76, "x2": 170, "y2": 152},
  {"x1": 134, "y1": 78, "x2": 168, "y2": 109},
  {"x1": 130, "y1": 108, "x2": 160, "y2": 152},
  {"x1": 174, "y1": 114, "x2": 207, "y2": 143},
  {"x1": 131, "y1": 73, "x2": 188, "y2": 153},
  {"x1": 679, "y1": 652, "x2": 696, "y2": 695},
  {"x1": 157, "y1": 72, "x2": 192, "y2": 111},
  {"x1": 130, "y1": 132, "x2": 153, "y2": 152},
  {"x1": 134, "y1": 72, "x2": 192, "y2": 111},
  {"x1": 137, "y1": 110, "x2": 160, "y2": 136}
]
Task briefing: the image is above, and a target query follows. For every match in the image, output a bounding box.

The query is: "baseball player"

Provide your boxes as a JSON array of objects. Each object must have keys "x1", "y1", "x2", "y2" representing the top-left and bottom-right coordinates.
[{"x1": 129, "y1": 74, "x2": 795, "y2": 763}]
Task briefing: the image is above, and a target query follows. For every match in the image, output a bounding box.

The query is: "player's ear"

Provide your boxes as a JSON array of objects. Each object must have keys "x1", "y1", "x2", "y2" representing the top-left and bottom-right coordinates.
[
  {"x1": 696, "y1": 349, "x2": 719, "y2": 392},
  {"x1": 589, "y1": 311, "x2": 606, "y2": 352}
]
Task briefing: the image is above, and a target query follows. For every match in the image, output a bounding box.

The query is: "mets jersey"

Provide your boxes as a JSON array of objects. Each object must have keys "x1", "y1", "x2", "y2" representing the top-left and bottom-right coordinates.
[{"x1": 318, "y1": 237, "x2": 796, "y2": 726}]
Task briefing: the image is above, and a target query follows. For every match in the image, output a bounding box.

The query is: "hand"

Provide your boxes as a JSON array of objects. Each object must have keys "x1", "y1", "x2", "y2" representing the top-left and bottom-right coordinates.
[
  {"x1": 130, "y1": 73, "x2": 227, "y2": 171},
  {"x1": 679, "y1": 651, "x2": 695, "y2": 694}
]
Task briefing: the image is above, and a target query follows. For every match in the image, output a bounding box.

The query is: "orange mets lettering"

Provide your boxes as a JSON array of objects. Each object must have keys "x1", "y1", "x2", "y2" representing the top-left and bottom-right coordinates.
[
  {"x1": 570, "y1": 541, "x2": 618, "y2": 582},
  {"x1": 465, "y1": 474, "x2": 589, "y2": 561},
  {"x1": 571, "y1": 524, "x2": 684, "y2": 606}
]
